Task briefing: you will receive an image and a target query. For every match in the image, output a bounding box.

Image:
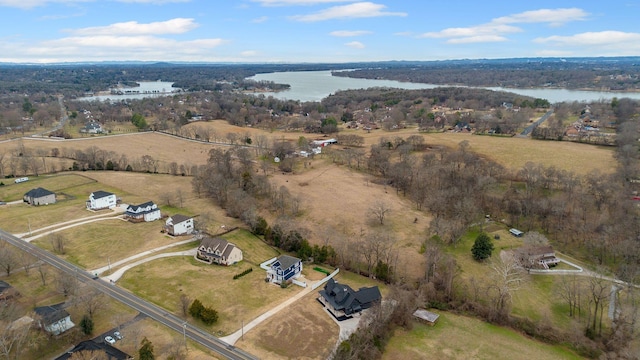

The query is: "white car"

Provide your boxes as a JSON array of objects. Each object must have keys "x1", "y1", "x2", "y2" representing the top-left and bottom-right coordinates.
[
  {"x1": 113, "y1": 331, "x2": 122, "y2": 340},
  {"x1": 104, "y1": 336, "x2": 116, "y2": 345}
]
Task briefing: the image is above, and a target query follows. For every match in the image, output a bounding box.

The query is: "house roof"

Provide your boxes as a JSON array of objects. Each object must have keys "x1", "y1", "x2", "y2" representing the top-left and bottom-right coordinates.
[
  {"x1": 413, "y1": 309, "x2": 439, "y2": 323},
  {"x1": 55, "y1": 340, "x2": 132, "y2": 360},
  {"x1": 24, "y1": 187, "x2": 55, "y2": 198},
  {"x1": 275, "y1": 255, "x2": 300, "y2": 270},
  {"x1": 92, "y1": 190, "x2": 114, "y2": 199},
  {"x1": 34, "y1": 303, "x2": 70, "y2": 325},
  {"x1": 200, "y1": 237, "x2": 230, "y2": 253},
  {"x1": 127, "y1": 201, "x2": 155, "y2": 211},
  {"x1": 170, "y1": 214, "x2": 191, "y2": 224},
  {"x1": 319, "y1": 278, "x2": 381, "y2": 315},
  {"x1": 525, "y1": 245, "x2": 555, "y2": 256},
  {"x1": 0, "y1": 280, "x2": 11, "y2": 293}
]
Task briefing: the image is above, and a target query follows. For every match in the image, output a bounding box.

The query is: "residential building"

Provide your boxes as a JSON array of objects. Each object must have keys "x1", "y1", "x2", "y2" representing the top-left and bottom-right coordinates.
[
  {"x1": 55, "y1": 340, "x2": 132, "y2": 360},
  {"x1": 80, "y1": 122, "x2": 103, "y2": 134},
  {"x1": 125, "y1": 201, "x2": 161, "y2": 222},
  {"x1": 87, "y1": 190, "x2": 117, "y2": 210},
  {"x1": 265, "y1": 255, "x2": 302, "y2": 284},
  {"x1": 318, "y1": 278, "x2": 381, "y2": 320},
  {"x1": 517, "y1": 245, "x2": 560, "y2": 269},
  {"x1": 23, "y1": 187, "x2": 56, "y2": 206},
  {"x1": 196, "y1": 237, "x2": 243, "y2": 266},
  {"x1": 0, "y1": 281, "x2": 19, "y2": 301},
  {"x1": 34, "y1": 303, "x2": 75, "y2": 335},
  {"x1": 165, "y1": 214, "x2": 194, "y2": 236}
]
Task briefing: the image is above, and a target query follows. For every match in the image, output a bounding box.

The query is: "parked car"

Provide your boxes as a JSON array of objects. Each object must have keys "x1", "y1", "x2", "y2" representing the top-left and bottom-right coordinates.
[
  {"x1": 104, "y1": 336, "x2": 116, "y2": 345},
  {"x1": 113, "y1": 331, "x2": 122, "y2": 340}
]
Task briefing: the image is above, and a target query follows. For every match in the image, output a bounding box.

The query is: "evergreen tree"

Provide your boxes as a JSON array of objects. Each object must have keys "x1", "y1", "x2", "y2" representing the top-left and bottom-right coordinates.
[
  {"x1": 139, "y1": 337, "x2": 155, "y2": 360},
  {"x1": 471, "y1": 233, "x2": 494, "y2": 261},
  {"x1": 79, "y1": 314, "x2": 93, "y2": 335}
]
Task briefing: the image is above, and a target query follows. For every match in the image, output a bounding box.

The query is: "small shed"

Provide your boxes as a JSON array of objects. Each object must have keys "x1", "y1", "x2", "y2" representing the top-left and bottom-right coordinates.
[{"x1": 413, "y1": 309, "x2": 440, "y2": 326}]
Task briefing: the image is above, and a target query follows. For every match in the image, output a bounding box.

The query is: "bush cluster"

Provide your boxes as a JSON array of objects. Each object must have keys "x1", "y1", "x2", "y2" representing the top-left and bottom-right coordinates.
[
  {"x1": 188, "y1": 299, "x2": 218, "y2": 325},
  {"x1": 233, "y1": 267, "x2": 253, "y2": 280}
]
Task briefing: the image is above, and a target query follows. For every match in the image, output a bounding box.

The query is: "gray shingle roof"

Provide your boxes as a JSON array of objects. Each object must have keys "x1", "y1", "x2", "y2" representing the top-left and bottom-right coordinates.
[
  {"x1": 92, "y1": 190, "x2": 114, "y2": 199},
  {"x1": 275, "y1": 255, "x2": 300, "y2": 270},
  {"x1": 24, "y1": 187, "x2": 54, "y2": 198}
]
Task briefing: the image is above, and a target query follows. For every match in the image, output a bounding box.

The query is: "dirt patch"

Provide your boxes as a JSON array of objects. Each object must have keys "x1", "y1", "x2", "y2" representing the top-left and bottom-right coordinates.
[{"x1": 237, "y1": 292, "x2": 338, "y2": 360}]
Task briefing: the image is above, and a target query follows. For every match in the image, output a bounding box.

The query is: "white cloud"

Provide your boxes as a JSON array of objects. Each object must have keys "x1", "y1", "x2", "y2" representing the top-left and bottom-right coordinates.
[
  {"x1": 251, "y1": 16, "x2": 269, "y2": 23},
  {"x1": 241, "y1": 50, "x2": 259, "y2": 56},
  {"x1": 67, "y1": 18, "x2": 198, "y2": 36},
  {"x1": 253, "y1": 0, "x2": 354, "y2": 6},
  {"x1": 534, "y1": 31, "x2": 640, "y2": 46},
  {"x1": 421, "y1": 24, "x2": 520, "y2": 39},
  {"x1": 420, "y1": 8, "x2": 588, "y2": 44},
  {"x1": 448, "y1": 35, "x2": 508, "y2": 44},
  {"x1": 345, "y1": 41, "x2": 364, "y2": 49},
  {"x1": 115, "y1": 0, "x2": 190, "y2": 3},
  {"x1": 290, "y1": 2, "x2": 406, "y2": 22},
  {"x1": 0, "y1": 0, "x2": 187, "y2": 9},
  {"x1": 493, "y1": 8, "x2": 588, "y2": 27},
  {"x1": 330, "y1": 30, "x2": 371, "y2": 37},
  {"x1": 533, "y1": 31, "x2": 640, "y2": 55},
  {"x1": 0, "y1": 0, "x2": 90, "y2": 9}
]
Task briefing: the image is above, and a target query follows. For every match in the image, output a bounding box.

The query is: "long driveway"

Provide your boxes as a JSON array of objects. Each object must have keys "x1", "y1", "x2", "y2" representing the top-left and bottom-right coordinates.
[{"x1": 0, "y1": 228, "x2": 257, "y2": 360}]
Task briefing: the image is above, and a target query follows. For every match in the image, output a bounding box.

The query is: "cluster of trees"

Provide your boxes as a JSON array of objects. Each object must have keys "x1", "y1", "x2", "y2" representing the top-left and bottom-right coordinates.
[
  {"x1": 333, "y1": 57, "x2": 640, "y2": 91},
  {"x1": 188, "y1": 299, "x2": 218, "y2": 325}
]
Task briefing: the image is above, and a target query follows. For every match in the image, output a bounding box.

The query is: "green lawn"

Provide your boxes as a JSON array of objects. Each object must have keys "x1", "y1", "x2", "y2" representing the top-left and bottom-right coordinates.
[
  {"x1": 383, "y1": 312, "x2": 582, "y2": 360},
  {"x1": 221, "y1": 228, "x2": 280, "y2": 266},
  {"x1": 117, "y1": 255, "x2": 301, "y2": 336}
]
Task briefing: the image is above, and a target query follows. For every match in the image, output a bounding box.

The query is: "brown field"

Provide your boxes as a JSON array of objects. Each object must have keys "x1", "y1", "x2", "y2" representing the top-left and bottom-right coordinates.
[
  {"x1": 0, "y1": 121, "x2": 616, "y2": 179},
  {"x1": 238, "y1": 291, "x2": 339, "y2": 360}
]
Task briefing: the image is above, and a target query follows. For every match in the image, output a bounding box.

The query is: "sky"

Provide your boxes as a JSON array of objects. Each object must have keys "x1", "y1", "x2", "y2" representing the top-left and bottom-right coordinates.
[{"x1": 0, "y1": 0, "x2": 639, "y2": 63}]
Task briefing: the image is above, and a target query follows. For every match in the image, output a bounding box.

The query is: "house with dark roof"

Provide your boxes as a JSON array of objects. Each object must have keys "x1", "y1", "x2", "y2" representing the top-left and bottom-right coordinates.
[
  {"x1": 265, "y1": 255, "x2": 302, "y2": 285},
  {"x1": 196, "y1": 237, "x2": 243, "y2": 266},
  {"x1": 517, "y1": 245, "x2": 560, "y2": 270},
  {"x1": 125, "y1": 201, "x2": 161, "y2": 222},
  {"x1": 87, "y1": 190, "x2": 117, "y2": 210},
  {"x1": 34, "y1": 303, "x2": 74, "y2": 335},
  {"x1": 165, "y1": 214, "x2": 194, "y2": 236},
  {"x1": 318, "y1": 278, "x2": 381, "y2": 320},
  {"x1": 80, "y1": 121, "x2": 104, "y2": 134},
  {"x1": 23, "y1": 187, "x2": 56, "y2": 206},
  {"x1": 55, "y1": 340, "x2": 132, "y2": 360},
  {"x1": 0, "y1": 280, "x2": 19, "y2": 301}
]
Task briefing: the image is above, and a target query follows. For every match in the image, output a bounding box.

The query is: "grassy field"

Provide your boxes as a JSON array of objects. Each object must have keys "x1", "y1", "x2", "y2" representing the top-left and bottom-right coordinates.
[
  {"x1": 117, "y1": 229, "x2": 296, "y2": 336},
  {"x1": 32, "y1": 219, "x2": 180, "y2": 269},
  {"x1": 383, "y1": 312, "x2": 581, "y2": 360}
]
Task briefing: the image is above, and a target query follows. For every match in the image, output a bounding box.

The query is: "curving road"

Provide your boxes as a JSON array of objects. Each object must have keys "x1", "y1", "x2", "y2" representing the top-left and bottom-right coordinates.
[{"x1": 0, "y1": 228, "x2": 257, "y2": 360}]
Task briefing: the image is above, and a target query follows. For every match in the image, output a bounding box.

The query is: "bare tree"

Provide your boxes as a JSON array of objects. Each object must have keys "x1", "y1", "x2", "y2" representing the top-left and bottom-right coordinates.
[
  {"x1": 55, "y1": 271, "x2": 79, "y2": 297},
  {"x1": 0, "y1": 319, "x2": 32, "y2": 360},
  {"x1": 178, "y1": 294, "x2": 191, "y2": 319},
  {"x1": 36, "y1": 262, "x2": 48, "y2": 286},
  {"x1": 0, "y1": 243, "x2": 18, "y2": 276},
  {"x1": 488, "y1": 252, "x2": 526, "y2": 320},
  {"x1": 367, "y1": 200, "x2": 391, "y2": 225},
  {"x1": 73, "y1": 286, "x2": 106, "y2": 318},
  {"x1": 557, "y1": 275, "x2": 583, "y2": 318},
  {"x1": 48, "y1": 233, "x2": 66, "y2": 255}
]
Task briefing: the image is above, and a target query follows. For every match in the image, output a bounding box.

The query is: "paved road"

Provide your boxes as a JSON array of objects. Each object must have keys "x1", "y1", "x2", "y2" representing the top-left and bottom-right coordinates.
[
  {"x1": 520, "y1": 108, "x2": 554, "y2": 136},
  {"x1": 0, "y1": 228, "x2": 257, "y2": 360}
]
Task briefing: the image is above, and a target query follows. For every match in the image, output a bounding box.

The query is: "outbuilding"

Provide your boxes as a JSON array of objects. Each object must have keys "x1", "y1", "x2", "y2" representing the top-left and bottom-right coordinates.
[{"x1": 23, "y1": 187, "x2": 56, "y2": 206}]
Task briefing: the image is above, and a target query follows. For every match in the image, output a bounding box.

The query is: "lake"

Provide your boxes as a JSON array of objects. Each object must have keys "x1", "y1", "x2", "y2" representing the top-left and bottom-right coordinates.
[
  {"x1": 78, "y1": 81, "x2": 181, "y2": 102},
  {"x1": 248, "y1": 70, "x2": 640, "y2": 103}
]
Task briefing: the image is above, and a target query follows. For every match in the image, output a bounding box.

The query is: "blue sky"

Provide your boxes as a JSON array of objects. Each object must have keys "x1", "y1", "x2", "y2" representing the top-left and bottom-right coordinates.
[{"x1": 0, "y1": 0, "x2": 639, "y2": 63}]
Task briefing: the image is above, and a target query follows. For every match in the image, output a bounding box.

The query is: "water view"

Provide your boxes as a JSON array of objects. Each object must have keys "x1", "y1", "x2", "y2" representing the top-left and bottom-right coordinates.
[
  {"x1": 249, "y1": 70, "x2": 640, "y2": 103},
  {"x1": 78, "y1": 81, "x2": 181, "y2": 102}
]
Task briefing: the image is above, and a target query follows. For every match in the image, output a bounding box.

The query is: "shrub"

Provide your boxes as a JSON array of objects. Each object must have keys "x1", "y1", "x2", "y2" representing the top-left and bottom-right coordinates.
[{"x1": 233, "y1": 267, "x2": 253, "y2": 280}]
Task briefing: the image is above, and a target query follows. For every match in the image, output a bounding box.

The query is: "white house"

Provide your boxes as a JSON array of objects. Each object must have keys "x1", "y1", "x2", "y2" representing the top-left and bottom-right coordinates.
[
  {"x1": 34, "y1": 304, "x2": 75, "y2": 336},
  {"x1": 196, "y1": 237, "x2": 243, "y2": 266},
  {"x1": 125, "y1": 201, "x2": 161, "y2": 222},
  {"x1": 86, "y1": 191, "x2": 117, "y2": 210},
  {"x1": 165, "y1": 214, "x2": 194, "y2": 236}
]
